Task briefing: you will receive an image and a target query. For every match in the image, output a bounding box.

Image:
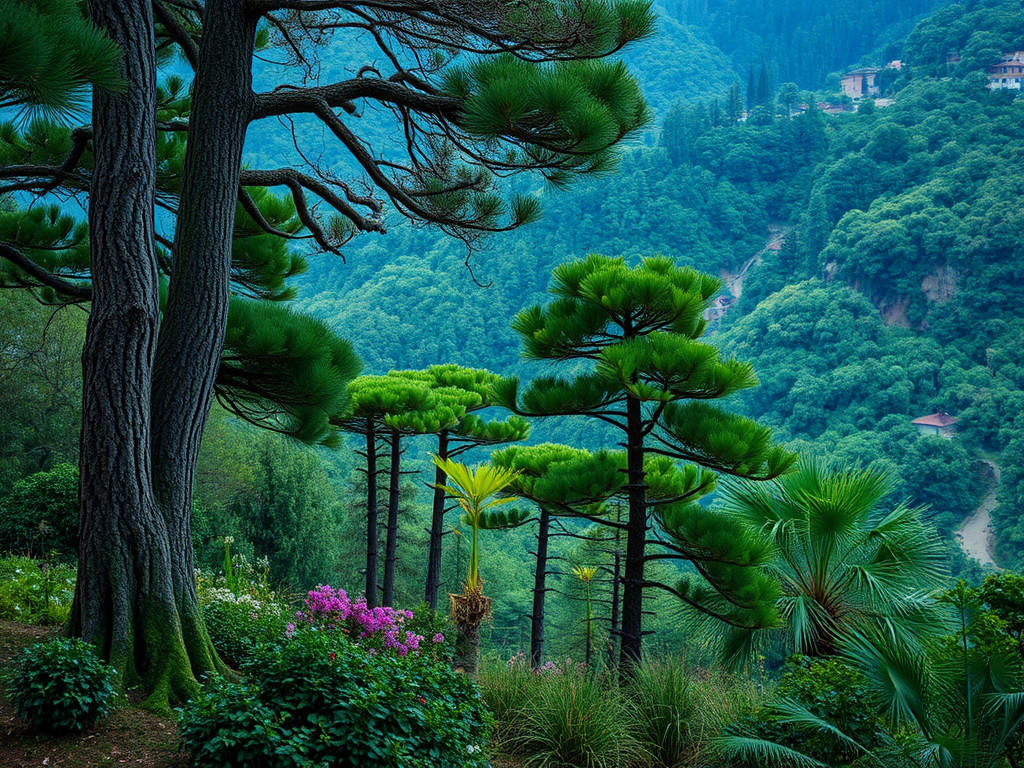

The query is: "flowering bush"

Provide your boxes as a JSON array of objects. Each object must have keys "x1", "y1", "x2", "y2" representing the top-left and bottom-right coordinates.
[
  {"x1": 179, "y1": 629, "x2": 492, "y2": 768},
  {"x1": 0, "y1": 556, "x2": 76, "y2": 626},
  {"x1": 295, "y1": 585, "x2": 448, "y2": 659},
  {"x1": 197, "y1": 552, "x2": 289, "y2": 668}
]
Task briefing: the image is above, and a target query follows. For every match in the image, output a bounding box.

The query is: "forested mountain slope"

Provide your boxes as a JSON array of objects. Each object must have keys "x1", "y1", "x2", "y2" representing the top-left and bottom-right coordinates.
[
  {"x1": 295, "y1": 0, "x2": 1024, "y2": 577},
  {"x1": 662, "y1": 0, "x2": 952, "y2": 86}
]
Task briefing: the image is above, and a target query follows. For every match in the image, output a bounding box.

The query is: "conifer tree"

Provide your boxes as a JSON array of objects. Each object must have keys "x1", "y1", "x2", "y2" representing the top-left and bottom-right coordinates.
[
  {"x1": 728, "y1": 81, "x2": 745, "y2": 123},
  {"x1": 393, "y1": 365, "x2": 530, "y2": 609},
  {"x1": 333, "y1": 375, "x2": 432, "y2": 607},
  {"x1": 492, "y1": 443, "x2": 624, "y2": 668},
  {"x1": 1, "y1": 0, "x2": 655, "y2": 701},
  {"x1": 495, "y1": 255, "x2": 796, "y2": 670}
]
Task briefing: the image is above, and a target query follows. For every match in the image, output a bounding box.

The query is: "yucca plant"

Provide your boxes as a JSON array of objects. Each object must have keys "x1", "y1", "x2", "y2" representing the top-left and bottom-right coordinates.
[
  {"x1": 719, "y1": 459, "x2": 948, "y2": 659},
  {"x1": 432, "y1": 456, "x2": 526, "y2": 675}
]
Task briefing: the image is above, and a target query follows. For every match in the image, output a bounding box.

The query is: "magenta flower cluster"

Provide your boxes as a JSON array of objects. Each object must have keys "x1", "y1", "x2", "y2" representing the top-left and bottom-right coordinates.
[{"x1": 293, "y1": 585, "x2": 445, "y2": 657}]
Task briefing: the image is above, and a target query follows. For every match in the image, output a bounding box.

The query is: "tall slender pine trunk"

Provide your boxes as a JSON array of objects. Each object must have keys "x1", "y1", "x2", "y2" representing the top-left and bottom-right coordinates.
[
  {"x1": 365, "y1": 422, "x2": 380, "y2": 608},
  {"x1": 529, "y1": 508, "x2": 551, "y2": 668},
  {"x1": 382, "y1": 429, "x2": 401, "y2": 606},
  {"x1": 150, "y1": 0, "x2": 257, "y2": 684},
  {"x1": 72, "y1": 0, "x2": 260, "y2": 705},
  {"x1": 618, "y1": 393, "x2": 647, "y2": 673},
  {"x1": 72, "y1": 0, "x2": 199, "y2": 705},
  {"x1": 425, "y1": 430, "x2": 449, "y2": 609}
]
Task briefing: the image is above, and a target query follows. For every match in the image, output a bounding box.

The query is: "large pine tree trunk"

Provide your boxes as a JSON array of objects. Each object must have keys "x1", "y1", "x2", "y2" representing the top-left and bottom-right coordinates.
[
  {"x1": 150, "y1": 0, "x2": 257, "y2": 685},
  {"x1": 71, "y1": 0, "x2": 198, "y2": 705},
  {"x1": 618, "y1": 394, "x2": 647, "y2": 674},
  {"x1": 381, "y1": 430, "x2": 401, "y2": 606},
  {"x1": 529, "y1": 508, "x2": 551, "y2": 669},
  {"x1": 424, "y1": 430, "x2": 449, "y2": 609}
]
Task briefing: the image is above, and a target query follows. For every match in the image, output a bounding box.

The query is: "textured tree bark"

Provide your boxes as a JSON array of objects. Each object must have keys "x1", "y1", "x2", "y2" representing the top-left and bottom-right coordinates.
[
  {"x1": 618, "y1": 393, "x2": 647, "y2": 674},
  {"x1": 71, "y1": 0, "x2": 197, "y2": 706},
  {"x1": 424, "y1": 430, "x2": 449, "y2": 609},
  {"x1": 529, "y1": 508, "x2": 551, "y2": 669},
  {"x1": 365, "y1": 421, "x2": 380, "y2": 608},
  {"x1": 149, "y1": 0, "x2": 258, "y2": 684},
  {"x1": 382, "y1": 429, "x2": 402, "y2": 606}
]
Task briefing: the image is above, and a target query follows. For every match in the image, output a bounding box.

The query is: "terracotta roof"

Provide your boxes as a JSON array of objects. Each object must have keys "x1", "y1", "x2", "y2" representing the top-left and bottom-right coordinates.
[{"x1": 912, "y1": 412, "x2": 958, "y2": 427}]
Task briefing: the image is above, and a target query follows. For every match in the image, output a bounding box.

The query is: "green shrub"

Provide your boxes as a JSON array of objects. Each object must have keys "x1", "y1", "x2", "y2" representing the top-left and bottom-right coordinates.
[
  {"x1": 514, "y1": 662, "x2": 639, "y2": 768},
  {"x1": 0, "y1": 556, "x2": 76, "y2": 625},
  {"x1": 197, "y1": 552, "x2": 290, "y2": 668},
  {"x1": 4, "y1": 638, "x2": 116, "y2": 733},
  {"x1": 179, "y1": 630, "x2": 492, "y2": 767},
  {"x1": 738, "y1": 655, "x2": 880, "y2": 766},
  {"x1": 404, "y1": 602, "x2": 455, "y2": 661},
  {"x1": 0, "y1": 464, "x2": 78, "y2": 558}
]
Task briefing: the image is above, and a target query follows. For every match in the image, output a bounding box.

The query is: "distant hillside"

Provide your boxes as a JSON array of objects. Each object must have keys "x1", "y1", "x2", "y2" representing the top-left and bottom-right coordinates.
[
  {"x1": 660, "y1": 0, "x2": 952, "y2": 87},
  {"x1": 293, "y1": 0, "x2": 1024, "y2": 578}
]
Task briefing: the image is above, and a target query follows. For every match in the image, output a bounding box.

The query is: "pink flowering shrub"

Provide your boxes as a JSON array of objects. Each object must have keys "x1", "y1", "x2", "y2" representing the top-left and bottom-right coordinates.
[{"x1": 294, "y1": 585, "x2": 448, "y2": 658}]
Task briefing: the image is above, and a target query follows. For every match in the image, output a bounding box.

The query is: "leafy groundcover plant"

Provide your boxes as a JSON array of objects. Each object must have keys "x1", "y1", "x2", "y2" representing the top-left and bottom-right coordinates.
[
  {"x1": 4, "y1": 638, "x2": 117, "y2": 732},
  {"x1": 0, "y1": 555, "x2": 77, "y2": 625},
  {"x1": 180, "y1": 588, "x2": 489, "y2": 767}
]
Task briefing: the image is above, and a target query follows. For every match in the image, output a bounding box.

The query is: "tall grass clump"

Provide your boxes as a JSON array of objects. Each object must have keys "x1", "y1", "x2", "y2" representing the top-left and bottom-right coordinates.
[
  {"x1": 630, "y1": 658, "x2": 765, "y2": 767},
  {"x1": 515, "y1": 662, "x2": 639, "y2": 768},
  {"x1": 479, "y1": 653, "x2": 539, "y2": 751}
]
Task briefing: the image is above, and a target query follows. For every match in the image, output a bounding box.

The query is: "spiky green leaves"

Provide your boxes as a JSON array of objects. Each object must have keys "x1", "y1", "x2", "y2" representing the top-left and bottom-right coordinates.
[
  {"x1": 718, "y1": 459, "x2": 948, "y2": 657},
  {"x1": 218, "y1": 298, "x2": 362, "y2": 447},
  {"x1": 597, "y1": 334, "x2": 759, "y2": 402},
  {"x1": 340, "y1": 375, "x2": 434, "y2": 433},
  {"x1": 513, "y1": 255, "x2": 719, "y2": 360},
  {"x1": 389, "y1": 364, "x2": 531, "y2": 445},
  {"x1": 656, "y1": 402, "x2": 796, "y2": 479},
  {"x1": 0, "y1": 0, "x2": 123, "y2": 122},
  {"x1": 431, "y1": 456, "x2": 522, "y2": 591},
  {"x1": 0, "y1": 205, "x2": 90, "y2": 300},
  {"x1": 449, "y1": 56, "x2": 649, "y2": 185},
  {"x1": 231, "y1": 189, "x2": 307, "y2": 302},
  {"x1": 493, "y1": 443, "x2": 625, "y2": 509}
]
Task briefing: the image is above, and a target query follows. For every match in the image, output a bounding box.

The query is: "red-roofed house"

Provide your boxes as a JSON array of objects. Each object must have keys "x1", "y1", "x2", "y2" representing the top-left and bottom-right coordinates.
[
  {"x1": 912, "y1": 412, "x2": 958, "y2": 438},
  {"x1": 987, "y1": 51, "x2": 1024, "y2": 90}
]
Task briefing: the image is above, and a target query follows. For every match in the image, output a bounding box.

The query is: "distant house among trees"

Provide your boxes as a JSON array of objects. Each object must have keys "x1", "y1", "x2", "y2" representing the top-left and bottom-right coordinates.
[
  {"x1": 912, "y1": 412, "x2": 959, "y2": 438},
  {"x1": 987, "y1": 52, "x2": 1024, "y2": 90},
  {"x1": 841, "y1": 67, "x2": 880, "y2": 99}
]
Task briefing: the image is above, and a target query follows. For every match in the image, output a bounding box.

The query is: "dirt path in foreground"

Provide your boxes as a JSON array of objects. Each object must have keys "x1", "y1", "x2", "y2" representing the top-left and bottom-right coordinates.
[{"x1": 956, "y1": 460, "x2": 1000, "y2": 568}]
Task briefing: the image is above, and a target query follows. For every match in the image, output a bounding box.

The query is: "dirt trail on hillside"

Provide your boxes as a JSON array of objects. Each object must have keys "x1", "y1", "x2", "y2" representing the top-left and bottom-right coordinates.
[
  {"x1": 722, "y1": 225, "x2": 786, "y2": 299},
  {"x1": 956, "y1": 460, "x2": 1000, "y2": 568}
]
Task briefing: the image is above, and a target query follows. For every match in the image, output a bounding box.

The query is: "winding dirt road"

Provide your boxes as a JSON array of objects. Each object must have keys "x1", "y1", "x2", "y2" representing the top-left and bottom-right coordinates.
[{"x1": 956, "y1": 460, "x2": 999, "y2": 568}]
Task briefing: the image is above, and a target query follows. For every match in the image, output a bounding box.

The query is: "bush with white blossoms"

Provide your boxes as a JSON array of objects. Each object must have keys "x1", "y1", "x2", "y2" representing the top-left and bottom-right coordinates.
[{"x1": 197, "y1": 545, "x2": 290, "y2": 668}]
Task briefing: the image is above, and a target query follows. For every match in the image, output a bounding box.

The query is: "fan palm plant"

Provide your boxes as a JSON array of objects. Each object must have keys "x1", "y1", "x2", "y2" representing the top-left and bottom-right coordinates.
[
  {"x1": 432, "y1": 456, "x2": 525, "y2": 675},
  {"x1": 720, "y1": 459, "x2": 948, "y2": 657},
  {"x1": 722, "y1": 585, "x2": 1024, "y2": 768}
]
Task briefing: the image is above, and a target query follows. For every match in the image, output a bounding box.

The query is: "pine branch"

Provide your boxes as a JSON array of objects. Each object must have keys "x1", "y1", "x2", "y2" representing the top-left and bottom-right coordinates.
[
  {"x1": 153, "y1": 0, "x2": 200, "y2": 68},
  {"x1": 253, "y1": 78, "x2": 460, "y2": 121},
  {"x1": 241, "y1": 167, "x2": 386, "y2": 255},
  {"x1": 0, "y1": 242, "x2": 92, "y2": 301}
]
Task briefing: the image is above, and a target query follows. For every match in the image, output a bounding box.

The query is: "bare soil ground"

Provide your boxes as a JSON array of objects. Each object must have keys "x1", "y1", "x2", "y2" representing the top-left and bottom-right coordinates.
[{"x1": 0, "y1": 621, "x2": 185, "y2": 768}]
